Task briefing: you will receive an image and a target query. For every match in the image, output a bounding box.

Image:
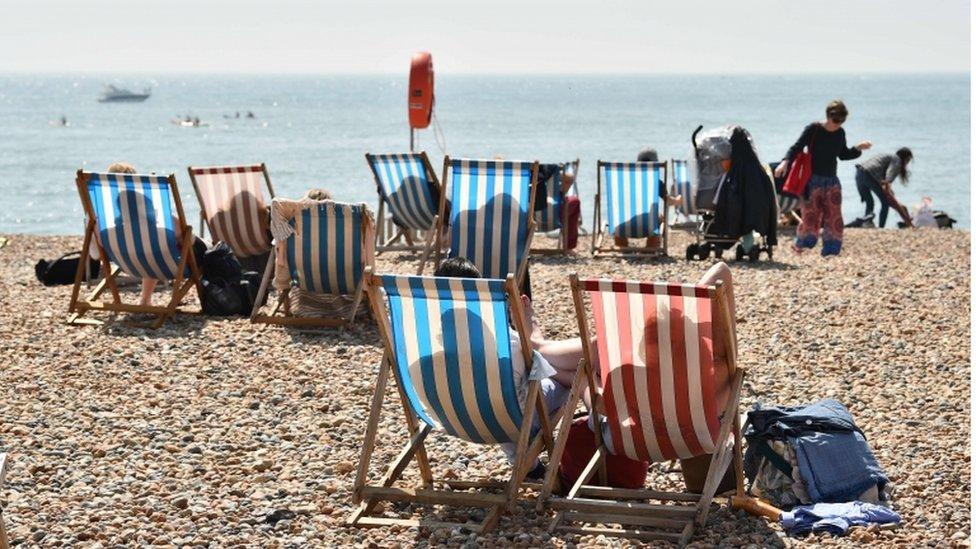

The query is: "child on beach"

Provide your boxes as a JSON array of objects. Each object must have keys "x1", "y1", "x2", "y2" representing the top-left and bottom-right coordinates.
[{"x1": 775, "y1": 100, "x2": 872, "y2": 255}]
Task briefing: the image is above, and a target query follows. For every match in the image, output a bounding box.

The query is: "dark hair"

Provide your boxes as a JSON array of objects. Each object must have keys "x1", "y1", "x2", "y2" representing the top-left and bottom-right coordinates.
[
  {"x1": 434, "y1": 257, "x2": 481, "y2": 279},
  {"x1": 895, "y1": 147, "x2": 913, "y2": 184},
  {"x1": 826, "y1": 100, "x2": 848, "y2": 121},
  {"x1": 637, "y1": 148, "x2": 659, "y2": 162}
]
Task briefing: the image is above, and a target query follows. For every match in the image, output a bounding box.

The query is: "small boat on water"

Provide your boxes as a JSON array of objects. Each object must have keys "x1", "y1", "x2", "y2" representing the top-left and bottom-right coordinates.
[{"x1": 98, "y1": 84, "x2": 151, "y2": 103}]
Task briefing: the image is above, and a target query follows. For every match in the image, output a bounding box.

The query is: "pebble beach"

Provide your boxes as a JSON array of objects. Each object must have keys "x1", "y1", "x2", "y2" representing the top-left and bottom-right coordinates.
[{"x1": 0, "y1": 228, "x2": 969, "y2": 548}]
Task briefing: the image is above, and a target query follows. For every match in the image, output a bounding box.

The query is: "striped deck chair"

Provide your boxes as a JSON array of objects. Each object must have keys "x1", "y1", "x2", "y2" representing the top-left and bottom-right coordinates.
[
  {"x1": 532, "y1": 159, "x2": 580, "y2": 255},
  {"x1": 350, "y1": 271, "x2": 583, "y2": 533},
  {"x1": 670, "y1": 159, "x2": 698, "y2": 227},
  {"x1": 539, "y1": 275, "x2": 745, "y2": 546},
  {"x1": 592, "y1": 161, "x2": 669, "y2": 256},
  {"x1": 251, "y1": 198, "x2": 375, "y2": 328},
  {"x1": 420, "y1": 158, "x2": 539, "y2": 284},
  {"x1": 68, "y1": 171, "x2": 203, "y2": 328},
  {"x1": 365, "y1": 152, "x2": 441, "y2": 253},
  {"x1": 187, "y1": 163, "x2": 275, "y2": 260}
]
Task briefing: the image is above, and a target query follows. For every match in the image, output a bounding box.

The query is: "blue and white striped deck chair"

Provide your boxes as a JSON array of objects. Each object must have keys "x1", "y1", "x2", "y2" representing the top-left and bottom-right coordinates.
[
  {"x1": 420, "y1": 158, "x2": 539, "y2": 284},
  {"x1": 532, "y1": 159, "x2": 580, "y2": 255},
  {"x1": 365, "y1": 152, "x2": 441, "y2": 252},
  {"x1": 592, "y1": 160, "x2": 669, "y2": 255},
  {"x1": 671, "y1": 159, "x2": 697, "y2": 221},
  {"x1": 68, "y1": 170, "x2": 202, "y2": 328},
  {"x1": 351, "y1": 271, "x2": 573, "y2": 533},
  {"x1": 251, "y1": 198, "x2": 375, "y2": 328}
]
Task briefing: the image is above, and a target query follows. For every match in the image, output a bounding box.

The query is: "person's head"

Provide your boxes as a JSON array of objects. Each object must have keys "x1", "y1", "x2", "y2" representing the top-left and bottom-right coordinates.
[
  {"x1": 637, "y1": 148, "x2": 659, "y2": 162},
  {"x1": 107, "y1": 162, "x2": 137, "y2": 174},
  {"x1": 895, "y1": 147, "x2": 914, "y2": 184},
  {"x1": 825, "y1": 100, "x2": 848, "y2": 126},
  {"x1": 303, "y1": 188, "x2": 333, "y2": 200},
  {"x1": 434, "y1": 257, "x2": 481, "y2": 279}
]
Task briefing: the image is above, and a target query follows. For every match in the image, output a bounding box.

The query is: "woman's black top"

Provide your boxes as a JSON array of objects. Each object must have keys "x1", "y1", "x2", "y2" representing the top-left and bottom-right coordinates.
[{"x1": 785, "y1": 122, "x2": 862, "y2": 178}]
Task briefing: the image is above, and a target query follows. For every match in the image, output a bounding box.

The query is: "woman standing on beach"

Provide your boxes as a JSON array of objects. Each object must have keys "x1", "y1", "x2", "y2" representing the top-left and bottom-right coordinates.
[
  {"x1": 855, "y1": 148, "x2": 914, "y2": 228},
  {"x1": 774, "y1": 100, "x2": 872, "y2": 255}
]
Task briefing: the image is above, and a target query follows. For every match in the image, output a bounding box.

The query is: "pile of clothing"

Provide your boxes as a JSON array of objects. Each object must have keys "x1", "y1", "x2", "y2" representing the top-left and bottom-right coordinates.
[{"x1": 744, "y1": 399, "x2": 901, "y2": 536}]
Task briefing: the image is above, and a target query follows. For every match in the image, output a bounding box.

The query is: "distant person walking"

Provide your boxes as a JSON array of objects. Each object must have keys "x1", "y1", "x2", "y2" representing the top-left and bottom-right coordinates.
[
  {"x1": 855, "y1": 148, "x2": 914, "y2": 228},
  {"x1": 774, "y1": 100, "x2": 872, "y2": 256}
]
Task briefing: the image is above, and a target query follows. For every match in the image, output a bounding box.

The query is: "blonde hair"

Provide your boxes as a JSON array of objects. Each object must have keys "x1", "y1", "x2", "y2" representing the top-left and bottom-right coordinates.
[
  {"x1": 106, "y1": 162, "x2": 137, "y2": 174},
  {"x1": 303, "y1": 188, "x2": 332, "y2": 200}
]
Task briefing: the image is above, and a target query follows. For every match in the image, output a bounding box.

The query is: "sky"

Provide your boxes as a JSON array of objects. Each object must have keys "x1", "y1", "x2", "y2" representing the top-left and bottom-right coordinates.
[{"x1": 0, "y1": 0, "x2": 969, "y2": 74}]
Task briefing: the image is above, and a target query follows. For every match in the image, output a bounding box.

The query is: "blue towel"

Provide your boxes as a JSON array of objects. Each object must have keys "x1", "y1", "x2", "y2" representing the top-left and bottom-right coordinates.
[
  {"x1": 791, "y1": 431, "x2": 888, "y2": 503},
  {"x1": 781, "y1": 501, "x2": 901, "y2": 536}
]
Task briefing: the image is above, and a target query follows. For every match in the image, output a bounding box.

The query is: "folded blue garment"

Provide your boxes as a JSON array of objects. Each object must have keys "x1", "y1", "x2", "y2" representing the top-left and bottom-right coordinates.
[
  {"x1": 781, "y1": 501, "x2": 901, "y2": 536},
  {"x1": 790, "y1": 431, "x2": 888, "y2": 503}
]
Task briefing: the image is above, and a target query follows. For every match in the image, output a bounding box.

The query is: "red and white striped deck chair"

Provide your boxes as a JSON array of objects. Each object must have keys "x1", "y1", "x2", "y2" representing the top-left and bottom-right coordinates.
[
  {"x1": 188, "y1": 164, "x2": 275, "y2": 260},
  {"x1": 540, "y1": 275, "x2": 745, "y2": 546}
]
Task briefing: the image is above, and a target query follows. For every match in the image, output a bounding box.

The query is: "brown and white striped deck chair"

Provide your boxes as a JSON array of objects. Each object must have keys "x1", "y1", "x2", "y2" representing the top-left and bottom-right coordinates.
[
  {"x1": 188, "y1": 164, "x2": 275, "y2": 261},
  {"x1": 250, "y1": 198, "x2": 375, "y2": 328},
  {"x1": 539, "y1": 275, "x2": 745, "y2": 546}
]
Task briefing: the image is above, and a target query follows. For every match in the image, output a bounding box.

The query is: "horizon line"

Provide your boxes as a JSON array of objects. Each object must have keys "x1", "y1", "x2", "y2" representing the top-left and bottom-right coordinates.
[{"x1": 0, "y1": 69, "x2": 969, "y2": 77}]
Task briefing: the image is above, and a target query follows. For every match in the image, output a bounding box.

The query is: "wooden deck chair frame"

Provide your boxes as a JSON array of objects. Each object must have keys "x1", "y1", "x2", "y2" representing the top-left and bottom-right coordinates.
[
  {"x1": 348, "y1": 269, "x2": 587, "y2": 533},
  {"x1": 250, "y1": 202, "x2": 373, "y2": 329},
  {"x1": 187, "y1": 162, "x2": 276, "y2": 257},
  {"x1": 531, "y1": 158, "x2": 581, "y2": 256},
  {"x1": 365, "y1": 152, "x2": 442, "y2": 254},
  {"x1": 538, "y1": 274, "x2": 745, "y2": 546},
  {"x1": 591, "y1": 160, "x2": 670, "y2": 257},
  {"x1": 418, "y1": 157, "x2": 539, "y2": 287},
  {"x1": 67, "y1": 171, "x2": 204, "y2": 329}
]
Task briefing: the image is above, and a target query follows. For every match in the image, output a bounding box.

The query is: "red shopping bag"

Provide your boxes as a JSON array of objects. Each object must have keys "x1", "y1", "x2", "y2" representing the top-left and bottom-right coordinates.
[{"x1": 781, "y1": 124, "x2": 820, "y2": 197}]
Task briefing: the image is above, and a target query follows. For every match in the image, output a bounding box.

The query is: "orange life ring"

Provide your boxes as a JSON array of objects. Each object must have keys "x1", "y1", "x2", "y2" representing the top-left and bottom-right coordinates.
[{"x1": 408, "y1": 52, "x2": 434, "y2": 129}]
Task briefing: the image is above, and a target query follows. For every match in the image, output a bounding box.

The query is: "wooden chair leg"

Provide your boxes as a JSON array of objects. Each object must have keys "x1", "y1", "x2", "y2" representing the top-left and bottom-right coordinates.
[{"x1": 353, "y1": 353, "x2": 392, "y2": 504}]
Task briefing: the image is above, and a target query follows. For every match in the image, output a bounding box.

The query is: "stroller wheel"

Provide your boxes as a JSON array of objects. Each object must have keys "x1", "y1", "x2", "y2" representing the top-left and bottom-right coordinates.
[
  {"x1": 686, "y1": 244, "x2": 698, "y2": 261},
  {"x1": 735, "y1": 244, "x2": 745, "y2": 261},
  {"x1": 748, "y1": 246, "x2": 760, "y2": 262}
]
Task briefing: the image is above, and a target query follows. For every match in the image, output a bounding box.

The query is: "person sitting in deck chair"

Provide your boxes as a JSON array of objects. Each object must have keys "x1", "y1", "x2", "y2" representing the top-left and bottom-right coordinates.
[
  {"x1": 433, "y1": 257, "x2": 591, "y2": 477},
  {"x1": 613, "y1": 148, "x2": 684, "y2": 250},
  {"x1": 100, "y1": 162, "x2": 208, "y2": 307}
]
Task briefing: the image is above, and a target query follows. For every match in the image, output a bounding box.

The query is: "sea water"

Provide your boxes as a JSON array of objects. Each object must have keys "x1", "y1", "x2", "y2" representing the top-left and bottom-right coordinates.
[{"x1": 0, "y1": 73, "x2": 968, "y2": 234}]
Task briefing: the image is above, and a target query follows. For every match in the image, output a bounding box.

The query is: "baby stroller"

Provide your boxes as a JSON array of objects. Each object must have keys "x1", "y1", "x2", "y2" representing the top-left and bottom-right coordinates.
[{"x1": 685, "y1": 125, "x2": 778, "y2": 262}]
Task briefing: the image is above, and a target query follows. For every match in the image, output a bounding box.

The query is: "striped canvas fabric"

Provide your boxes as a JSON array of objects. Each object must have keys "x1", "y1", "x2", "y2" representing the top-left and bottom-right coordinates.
[
  {"x1": 284, "y1": 202, "x2": 367, "y2": 295},
  {"x1": 86, "y1": 172, "x2": 184, "y2": 281},
  {"x1": 778, "y1": 193, "x2": 799, "y2": 215},
  {"x1": 671, "y1": 159, "x2": 696, "y2": 217},
  {"x1": 581, "y1": 278, "x2": 720, "y2": 462},
  {"x1": 535, "y1": 163, "x2": 565, "y2": 232},
  {"x1": 368, "y1": 153, "x2": 438, "y2": 231},
  {"x1": 447, "y1": 159, "x2": 533, "y2": 280},
  {"x1": 602, "y1": 162, "x2": 664, "y2": 239},
  {"x1": 378, "y1": 274, "x2": 526, "y2": 444},
  {"x1": 190, "y1": 165, "x2": 272, "y2": 258}
]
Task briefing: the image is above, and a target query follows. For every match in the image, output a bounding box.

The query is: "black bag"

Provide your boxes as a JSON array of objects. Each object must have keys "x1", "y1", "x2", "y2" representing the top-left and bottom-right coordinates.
[
  {"x1": 201, "y1": 278, "x2": 244, "y2": 316},
  {"x1": 934, "y1": 210, "x2": 956, "y2": 229},
  {"x1": 200, "y1": 242, "x2": 242, "y2": 281},
  {"x1": 35, "y1": 252, "x2": 100, "y2": 286}
]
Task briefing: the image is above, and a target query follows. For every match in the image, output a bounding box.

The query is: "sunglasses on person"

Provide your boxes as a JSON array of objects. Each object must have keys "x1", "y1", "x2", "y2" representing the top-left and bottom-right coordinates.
[{"x1": 828, "y1": 112, "x2": 847, "y2": 123}]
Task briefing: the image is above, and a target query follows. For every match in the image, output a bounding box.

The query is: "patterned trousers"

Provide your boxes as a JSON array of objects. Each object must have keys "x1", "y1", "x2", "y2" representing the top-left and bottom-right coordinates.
[{"x1": 795, "y1": 176, "x2": 843, "y2": 256}]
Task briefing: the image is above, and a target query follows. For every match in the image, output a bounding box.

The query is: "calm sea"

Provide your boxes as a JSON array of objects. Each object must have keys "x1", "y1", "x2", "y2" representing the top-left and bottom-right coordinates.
[{"x1": 0, "y1": 73, "x2": 969, "y2": 234}]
